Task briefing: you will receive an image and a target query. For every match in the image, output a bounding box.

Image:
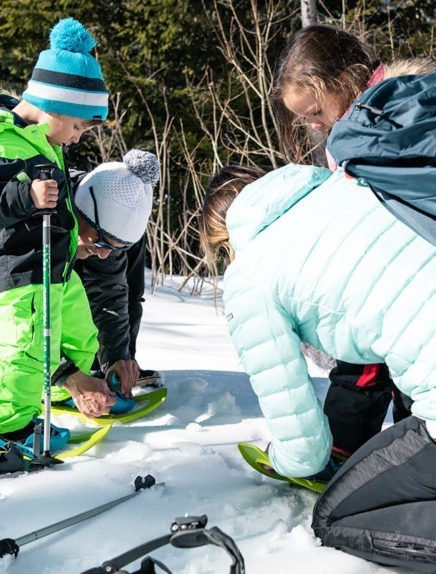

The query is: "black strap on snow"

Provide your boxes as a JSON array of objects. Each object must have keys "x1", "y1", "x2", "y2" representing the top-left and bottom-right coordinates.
[
  {"x1": 0, "y1": 439, "x2": 44, "y2": 478},
  {"x1": 136, "y1": 556, "x2": 172, "y2": 574},
  {"x1": 99, "y1": 534, "x2": 172, "y2": 573},
  {"x1": 0, "y1": 440, "x2": 25, "y2": 476},
  {"x1": 81, "y1": 515, "x2": 245, "y2": 574}
]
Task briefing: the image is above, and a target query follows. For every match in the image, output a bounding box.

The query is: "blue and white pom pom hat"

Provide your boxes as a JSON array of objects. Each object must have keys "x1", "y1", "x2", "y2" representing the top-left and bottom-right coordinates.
[
  {"x1": 22, "y1": 18, "x2": 108, "y2": 121},
  {"x1": 75, "y1": 150, "x2": 160, "y2": 245}
]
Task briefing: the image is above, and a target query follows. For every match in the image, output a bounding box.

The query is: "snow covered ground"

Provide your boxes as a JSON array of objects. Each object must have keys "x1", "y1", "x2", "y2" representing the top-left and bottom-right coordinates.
[{"x1": 0, "y1": 271, "x2": 404, "y2": 574}]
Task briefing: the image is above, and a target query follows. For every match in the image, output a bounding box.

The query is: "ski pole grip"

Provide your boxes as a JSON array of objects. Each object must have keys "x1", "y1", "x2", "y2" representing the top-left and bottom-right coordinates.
[
  {"x1": 0, "y1": 537, "x2": 19, "y2": 558},
  {"x1": 134, "y1": 474, "x2": 156, "y2": 491},
  {"x1": 35, "y1": 163, "x2": 57, "y2": 215},
  {"x1": 37, "y1": 165, "x2": 52, "y2": 181}
]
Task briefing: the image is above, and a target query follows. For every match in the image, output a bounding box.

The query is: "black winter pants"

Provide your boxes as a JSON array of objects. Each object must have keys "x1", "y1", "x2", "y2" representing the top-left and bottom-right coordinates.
[
  {"x1": 125, "y1": 235, "x2": 146, "y2": 360},
  {"x1": 324, "y1": 361, "x2": 412, "y2": 459},
  {"x1": 312, "y1": 416, "x2": 436, "y2": 573}
]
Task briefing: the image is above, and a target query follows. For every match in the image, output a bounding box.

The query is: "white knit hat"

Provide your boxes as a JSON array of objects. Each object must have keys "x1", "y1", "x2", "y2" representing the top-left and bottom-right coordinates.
[{"x1": 74, "y1": 150, "x2": 159, "y2": 245}]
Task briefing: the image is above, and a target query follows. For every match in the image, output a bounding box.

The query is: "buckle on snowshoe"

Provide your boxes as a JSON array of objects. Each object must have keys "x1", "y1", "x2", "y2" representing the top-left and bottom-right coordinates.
[
  {"x1": 171, "y1": 514, "x2": 208, "y2": 533},
  {"x1": 0, "y1": 439, "x2": 44, "y2": 475},
  {"x1": 25, "y1": 419, "x2": 70, "y2": 456},
  {"x1": 0, "y1": 420, "x2": 70, "y2": 460}
]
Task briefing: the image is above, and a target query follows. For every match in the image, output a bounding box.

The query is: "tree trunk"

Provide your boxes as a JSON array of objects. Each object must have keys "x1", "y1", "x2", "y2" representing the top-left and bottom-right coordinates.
[
  {"x1": 300, "y1": 0, "x2": 327, "y2": 165},
  {"x1": 301, "y1": 0, "x2": 318, "y2": 27}
]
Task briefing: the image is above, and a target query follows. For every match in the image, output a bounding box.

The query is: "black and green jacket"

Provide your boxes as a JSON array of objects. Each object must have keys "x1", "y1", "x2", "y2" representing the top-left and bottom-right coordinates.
[{"x1": 0, "y1": 95, "x2": 78, "y2": 293}]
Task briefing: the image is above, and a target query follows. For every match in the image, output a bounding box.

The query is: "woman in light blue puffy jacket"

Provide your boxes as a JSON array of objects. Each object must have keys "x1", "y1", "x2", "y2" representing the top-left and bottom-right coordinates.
[{"x1": 200, "y1": 163, "x2": 436, "y2": 572}]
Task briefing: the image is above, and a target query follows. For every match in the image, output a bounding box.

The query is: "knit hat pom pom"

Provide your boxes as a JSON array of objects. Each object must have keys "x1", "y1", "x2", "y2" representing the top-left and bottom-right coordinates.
[
  {"x1": 123, "y1": 149, "x2": 160, "y2": 187},
  {"x1": 50, "y1": 17, "x2": 96, "y2": 53}
]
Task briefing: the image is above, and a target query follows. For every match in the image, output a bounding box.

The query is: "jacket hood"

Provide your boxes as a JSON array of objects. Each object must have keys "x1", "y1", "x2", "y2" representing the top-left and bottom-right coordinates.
[
  {"x1": 0, "y1": 93, "x2": 20, "y2": 110},
  {"x1": 0, "y1": 94, "x2": 29, "y2": 128},
  {"x1": 226, "y1": 163, "x2": 331, "y2": 252}
]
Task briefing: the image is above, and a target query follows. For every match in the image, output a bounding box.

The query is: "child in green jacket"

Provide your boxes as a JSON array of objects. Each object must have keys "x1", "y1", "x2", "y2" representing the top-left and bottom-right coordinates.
[{"x1": 0, "y1": 18, "x2": 115, "y2": 443}]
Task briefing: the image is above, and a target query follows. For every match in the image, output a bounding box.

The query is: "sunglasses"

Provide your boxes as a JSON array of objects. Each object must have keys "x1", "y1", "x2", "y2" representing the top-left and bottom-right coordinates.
[{"x1": 89, "y1": 186, "x2": 129, "y2": 251}]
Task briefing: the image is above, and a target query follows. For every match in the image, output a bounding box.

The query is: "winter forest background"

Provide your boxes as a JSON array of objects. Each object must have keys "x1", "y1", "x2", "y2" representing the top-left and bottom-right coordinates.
[{"x1": 0, "y1": 0, "x2": 434, "y2": 286}]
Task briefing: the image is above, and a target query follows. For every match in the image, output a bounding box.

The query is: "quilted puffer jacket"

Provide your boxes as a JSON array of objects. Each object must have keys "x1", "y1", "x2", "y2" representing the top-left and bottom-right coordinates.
[{"x1": 223, "y1": 164, "x2": 436, "y2": 477}]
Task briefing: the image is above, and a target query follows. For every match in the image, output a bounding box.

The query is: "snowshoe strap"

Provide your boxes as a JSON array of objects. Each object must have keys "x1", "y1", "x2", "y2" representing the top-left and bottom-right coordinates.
[
  {"x1": 81, "y1": 515, "x2": 245, "y2": 574},
  {"x1": 135, "y1": 556, "x2": 172, "y2": 574},
  {"x1": 0, "y1": 439, "x2": 28, "y2": 475},
  {"x1": 78, "y1": 535, "x2": 173, "y2": 573},
  {"x1": 201, "y1": 527, "x2": 245, "y2": 574},
  {"x1": 0, "y1": 436, "x2": 59, "y2": 476},
  {"x1": 170, "y1": 526, "x2": 244, "y2": 574},
  {"x1": 32, "y1": 421, "x2": 43, "y2": 457}
]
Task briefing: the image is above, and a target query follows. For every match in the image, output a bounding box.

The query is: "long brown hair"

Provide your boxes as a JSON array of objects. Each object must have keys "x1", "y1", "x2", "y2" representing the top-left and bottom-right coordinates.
[
  {"x1": 199, "y1": 165, "x2": 265, "y2": 274},
  {"x1": 271, "y1": 25, "x2": 380, "y2": 163}
]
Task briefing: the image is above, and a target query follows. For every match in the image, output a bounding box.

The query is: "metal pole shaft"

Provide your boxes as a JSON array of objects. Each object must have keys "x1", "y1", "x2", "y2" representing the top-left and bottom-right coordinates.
[
  {"x1": 16, "y1": 489, "x2": 139, "y2": 547},
  {"x1": 42, "y1": 212, "x2": 51, "y2": 455}
]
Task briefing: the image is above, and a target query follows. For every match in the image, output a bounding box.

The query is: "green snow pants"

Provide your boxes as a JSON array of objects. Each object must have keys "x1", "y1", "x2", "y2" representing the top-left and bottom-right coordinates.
[{"x1": 0, "y1": 271, "x2": 98, "y2": 433}]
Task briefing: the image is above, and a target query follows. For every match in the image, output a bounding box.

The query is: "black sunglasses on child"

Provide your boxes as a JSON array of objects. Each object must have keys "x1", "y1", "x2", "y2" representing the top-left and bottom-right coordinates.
[{"x1": 89, "y1": 186, "x2": 129, "y2": 251}]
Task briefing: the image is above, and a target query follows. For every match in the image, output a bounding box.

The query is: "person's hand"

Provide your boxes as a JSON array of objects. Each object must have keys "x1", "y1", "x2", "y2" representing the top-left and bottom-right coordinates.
[
  {"x1": 75, "y1": 242, "x2": 97, "y2": 259},
  {"x1": 106, "y1": 360, "x2": 140, "y2": 397},
  {"x1": 29, "y1": 178, "x2": 59, "y2": 209},
  {"x1": 62, "y1": 370, "x2": 116, "y2": 418},
  {"x1": 75, "y1": 238, "x2": 112, "y2": 260}
]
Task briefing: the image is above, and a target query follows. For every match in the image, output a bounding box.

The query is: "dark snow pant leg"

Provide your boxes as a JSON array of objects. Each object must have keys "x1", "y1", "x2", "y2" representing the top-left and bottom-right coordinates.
[
  {"x1": 324, "y1": 361, "x2": 392, "y2": 458},
  {"x1": 312, "y1": 416, "x2": 436, "y2": 573},
  {"x1": 126, "y1": 235, "x2": 146, "y2": 360},
  {"x1": 392, "y1": 382, "x2": 413, "y2": 423}
]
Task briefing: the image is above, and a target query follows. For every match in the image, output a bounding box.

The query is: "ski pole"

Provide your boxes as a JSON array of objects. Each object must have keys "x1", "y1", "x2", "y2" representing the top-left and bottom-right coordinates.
[
  {"x1": 34, "y1": 164, "x2": 62, "y2": 466},
  {"x1": 0, "y1": 475, "x2": 157, "y2": 558}
]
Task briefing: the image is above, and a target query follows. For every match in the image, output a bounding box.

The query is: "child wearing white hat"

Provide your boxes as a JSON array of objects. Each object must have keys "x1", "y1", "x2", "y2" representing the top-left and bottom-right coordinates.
[
  {"x1": 75, "y1": 149, "x2": 159, "y2": 248},
  {"x1": 73, "y1": 150, "x2": 160, "y2": 399}
]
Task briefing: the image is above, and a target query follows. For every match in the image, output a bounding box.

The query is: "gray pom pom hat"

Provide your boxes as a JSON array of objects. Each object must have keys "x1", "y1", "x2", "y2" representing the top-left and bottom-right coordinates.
[{"x1": 74, "y1": 149, "x2": 159, "y2": 245}]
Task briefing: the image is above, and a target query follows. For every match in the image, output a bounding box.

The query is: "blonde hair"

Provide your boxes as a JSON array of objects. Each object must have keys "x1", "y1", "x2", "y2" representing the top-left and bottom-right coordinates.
[
  {"x1": 272, "y1": 25, "x2": 380, "y2": 163},
  {"x1": 384, "y1": 57, "x2": 436, "y2": 78},
  {"x1": 199, "y1": 165, "x2": 265, "y2": 274}
]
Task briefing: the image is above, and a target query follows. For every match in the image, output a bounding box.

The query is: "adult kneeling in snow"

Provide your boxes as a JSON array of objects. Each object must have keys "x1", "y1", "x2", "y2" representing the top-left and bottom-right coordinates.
[{"x1": 199, "y1": 163, "x2": 436, "y2": 573}]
